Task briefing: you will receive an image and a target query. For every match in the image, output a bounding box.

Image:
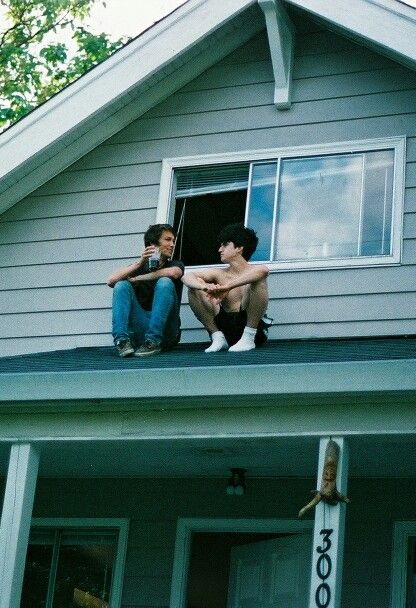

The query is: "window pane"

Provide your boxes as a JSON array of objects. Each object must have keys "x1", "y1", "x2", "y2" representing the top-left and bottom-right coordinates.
[
  {"x1": 21, "y1": 543, "x2": 54, "y2": 608},
  {"x1": 275, "y1": 155, "x2": 363, "y2": 260},
  {"x1": 274, "y1": 150, "x2": 395, "y2": 262},
  {"x1": 361, "y1": 150, "x2": 394, "y2": 256},
  {"x1": 246, "y1": 162, "x2": 278, "y2": 262},
  {"x1": 52, "y1": 536, "x2": 117, "y2": 608}
]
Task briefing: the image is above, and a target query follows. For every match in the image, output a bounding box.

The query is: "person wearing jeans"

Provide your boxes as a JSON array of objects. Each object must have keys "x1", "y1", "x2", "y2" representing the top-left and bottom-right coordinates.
[{"x1": 107, "y1": 224, "x2": 184, "y2": 357}]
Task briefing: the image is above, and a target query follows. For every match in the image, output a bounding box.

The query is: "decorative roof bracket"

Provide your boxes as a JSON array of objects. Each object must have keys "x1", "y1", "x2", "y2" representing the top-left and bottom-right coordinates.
[{"x1": 258, "y1": 0, "x2": 295, "y2": 109}]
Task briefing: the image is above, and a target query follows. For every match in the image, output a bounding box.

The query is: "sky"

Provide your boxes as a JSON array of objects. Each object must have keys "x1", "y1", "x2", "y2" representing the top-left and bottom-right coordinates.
[
  {"x1": 86, "y1": 0, "x2": 188, "y2": 39},
  {"x1": 85, "y1": 0, "x2": 416, "y2": 38}
]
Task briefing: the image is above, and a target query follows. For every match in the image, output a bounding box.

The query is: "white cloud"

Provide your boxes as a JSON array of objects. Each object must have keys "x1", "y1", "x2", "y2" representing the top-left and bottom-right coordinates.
[{"x1": 87, "y1": 0, "x2": 187, "y2": 38}]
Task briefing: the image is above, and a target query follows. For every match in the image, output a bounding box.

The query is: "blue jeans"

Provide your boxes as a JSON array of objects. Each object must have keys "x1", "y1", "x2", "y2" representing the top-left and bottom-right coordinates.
[{"x1": 112, "y1": 278, "x2": 180, "y2": 347}]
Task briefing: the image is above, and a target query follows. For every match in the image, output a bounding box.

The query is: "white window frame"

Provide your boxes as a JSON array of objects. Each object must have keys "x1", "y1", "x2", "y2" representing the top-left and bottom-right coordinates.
[
  {"x1": 27, "y1": 517, "x2": 129, "y2": 608},
  {"x1": 157, "y1": 137, "x2": 406, "y2": 271},
  {"x1": 391, "y1": 521, "x2": 416, "y2": 608}
]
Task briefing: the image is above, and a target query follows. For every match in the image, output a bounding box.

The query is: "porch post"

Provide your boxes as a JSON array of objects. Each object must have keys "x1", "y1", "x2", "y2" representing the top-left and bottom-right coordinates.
[
  {"x1": 0, "y1": 443, "x2": 40, "y2": 608},
  {"x1": 309, "y1": 437, "x2": 349, "y2": 608}
]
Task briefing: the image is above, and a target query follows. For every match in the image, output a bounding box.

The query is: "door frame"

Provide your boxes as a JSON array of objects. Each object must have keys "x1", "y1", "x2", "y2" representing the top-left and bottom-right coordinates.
[{"x1": 169, "y1": 518, "x2": 313, "y2": 608}]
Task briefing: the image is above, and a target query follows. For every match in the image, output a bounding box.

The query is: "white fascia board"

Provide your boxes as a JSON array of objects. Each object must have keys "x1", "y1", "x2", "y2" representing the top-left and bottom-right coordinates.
[
  {"x1": 0, "y1": 358, "x2": 416, "y2": 403},
  {"x1": 285, "y1": 0, "x2": 416, "y2": 69},
  {"x1": 0, "y1": 0, "x2": 255, "y2": 211}
]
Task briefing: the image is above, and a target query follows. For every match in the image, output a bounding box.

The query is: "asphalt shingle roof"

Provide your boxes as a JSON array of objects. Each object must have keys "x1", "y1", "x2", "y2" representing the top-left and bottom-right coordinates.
[{"x1": 1, "y1": 336, "x2": 415, "y2": 375}]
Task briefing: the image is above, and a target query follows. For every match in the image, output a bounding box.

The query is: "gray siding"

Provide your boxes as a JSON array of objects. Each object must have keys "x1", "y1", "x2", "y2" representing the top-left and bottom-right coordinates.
[
  {"x1": 29, "y1": 476, "x2": 412, "y2": 608},
  {"x1": 1, "y1": 14, "x2": 416, "y2": 355}
]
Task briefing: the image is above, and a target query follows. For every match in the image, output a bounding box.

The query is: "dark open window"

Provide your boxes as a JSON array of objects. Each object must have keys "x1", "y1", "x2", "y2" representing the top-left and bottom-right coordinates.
[{"x1": 173, "y1": 164, "x2": 249, "y2": 266}]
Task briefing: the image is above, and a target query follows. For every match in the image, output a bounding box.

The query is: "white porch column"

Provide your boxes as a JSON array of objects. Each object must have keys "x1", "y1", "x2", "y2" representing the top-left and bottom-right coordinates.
[
  {"x1": 309, "y1": 437, "x2": 349, "y2": 608},
  {"x1": 0, "y1": 443, "x2": 40, "y2": 608}
]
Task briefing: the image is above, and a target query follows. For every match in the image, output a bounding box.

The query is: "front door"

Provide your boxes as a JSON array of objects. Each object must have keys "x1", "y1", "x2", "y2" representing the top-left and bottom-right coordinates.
[{"x1": 227, "y1": 533, "x2": 312, "y2": 608}]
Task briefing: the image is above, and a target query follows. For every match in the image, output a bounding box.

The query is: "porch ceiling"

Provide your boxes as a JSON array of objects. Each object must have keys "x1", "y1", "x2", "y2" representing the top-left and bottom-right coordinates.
[{"x1": 0, "y1": 434, "x2": 414, "y2": 479}]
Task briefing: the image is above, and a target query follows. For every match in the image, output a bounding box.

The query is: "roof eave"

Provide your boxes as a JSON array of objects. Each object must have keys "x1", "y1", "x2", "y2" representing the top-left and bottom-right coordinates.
[
  {"x1": 1, "y1": 358, "x2": 416, "y2": 403},
  {"x1": 285, "y1": 0, "x2": 416, "y2": 71}
]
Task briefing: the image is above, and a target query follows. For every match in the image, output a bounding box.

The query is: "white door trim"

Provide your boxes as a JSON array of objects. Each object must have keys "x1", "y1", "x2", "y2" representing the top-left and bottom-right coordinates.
[
  {"x1": 390, "y1": 521, "x2": 416, "y2": 607},
  {"x1": 169, "y1": 517, "x2": 313, "y2": 608}
]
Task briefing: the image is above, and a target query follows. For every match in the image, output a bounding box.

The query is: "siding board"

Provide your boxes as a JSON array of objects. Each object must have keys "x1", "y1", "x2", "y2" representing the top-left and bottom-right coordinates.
[
  {"x1": 108, "y1": 113, "x2": 416, "y2": 155},
  {"x1": 0, "y1": 186, "x2": 158, "y2": 222},
  {"x1": 0, "y1": 234, "x2": 145, "y2": 266},
  {"x1": 179, "y1": 48, "x2": 394, "y2": 93},
  {"x1": 144, "y1": 67, "x2": 416, "y2": 119},
  {"x1": 113, "y1": 89, "x2": 416, "y2": 143},
  {"x1": 35, "y1": 163, "x2": 162, "y2": 196},
  {"x1": 1, "y1": 291, "x2": 415, "y2": 340},
  {"x1": 0, "y1": 209, "x2": 154, "y2": 245},
  {"x1": 0, "y1": 259, "x2": 135, "y2": 289}
]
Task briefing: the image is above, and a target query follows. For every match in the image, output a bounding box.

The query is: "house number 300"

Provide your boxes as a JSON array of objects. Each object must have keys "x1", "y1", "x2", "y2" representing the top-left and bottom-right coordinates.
[{"x1": 315, "y1": 528, "x2": 333, "y2": 608}]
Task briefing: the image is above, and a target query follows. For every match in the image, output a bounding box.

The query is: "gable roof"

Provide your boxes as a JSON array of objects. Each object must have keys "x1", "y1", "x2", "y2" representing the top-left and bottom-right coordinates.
[{"x1": 0, "y1": 0, "x2": 415, "y2": 216}]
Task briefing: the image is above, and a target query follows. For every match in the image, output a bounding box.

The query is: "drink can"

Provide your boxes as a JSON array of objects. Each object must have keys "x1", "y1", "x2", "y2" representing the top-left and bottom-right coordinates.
[{"x1": 148, "y1": 247, "x2": 160, "y2": 270}]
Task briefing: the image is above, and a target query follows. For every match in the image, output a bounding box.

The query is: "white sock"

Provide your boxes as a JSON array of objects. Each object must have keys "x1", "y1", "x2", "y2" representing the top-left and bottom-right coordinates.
[
  {"x1": 228, "y1": 326, "x2": 256, "y2": 352},
  {"x1": 205, "y1": 331, "x2": 228, "y2": 353}
]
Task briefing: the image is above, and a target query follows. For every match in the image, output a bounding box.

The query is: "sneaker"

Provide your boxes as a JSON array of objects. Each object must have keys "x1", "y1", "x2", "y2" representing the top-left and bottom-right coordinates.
[
  {"x1": 115, "y1": 338, "x2": 135, "y2": 358},
  {"x1": 134, "y1": 340, "x2": 162, "y2": 357}
]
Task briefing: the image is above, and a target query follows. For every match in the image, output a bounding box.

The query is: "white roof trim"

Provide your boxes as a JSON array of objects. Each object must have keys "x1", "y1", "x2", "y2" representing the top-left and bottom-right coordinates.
[{"x1": 286, "y1": 0, "x2": 416, "y2": 69}]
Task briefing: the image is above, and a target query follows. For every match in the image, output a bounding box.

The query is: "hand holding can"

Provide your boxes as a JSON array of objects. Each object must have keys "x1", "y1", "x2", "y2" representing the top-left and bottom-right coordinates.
[{"x1": 148, "y1": 247, "x2": 160, "y2": 270}]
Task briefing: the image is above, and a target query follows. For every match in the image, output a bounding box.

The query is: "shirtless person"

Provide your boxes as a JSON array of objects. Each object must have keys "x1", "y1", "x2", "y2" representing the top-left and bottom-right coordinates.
[{"x1": 182, "y1": 223, "x2": 269, "y2": 352}]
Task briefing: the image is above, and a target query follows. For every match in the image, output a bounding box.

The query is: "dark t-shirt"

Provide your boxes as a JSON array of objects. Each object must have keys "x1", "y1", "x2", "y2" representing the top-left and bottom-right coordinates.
[{"x1": 131, "y1": 259, "x2": 184, "y2": 311}]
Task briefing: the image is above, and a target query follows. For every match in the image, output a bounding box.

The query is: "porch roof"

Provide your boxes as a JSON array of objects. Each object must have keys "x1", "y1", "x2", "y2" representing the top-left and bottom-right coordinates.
[{"x1": 0, "y1": 336, "x2": 415, "y2": 404}]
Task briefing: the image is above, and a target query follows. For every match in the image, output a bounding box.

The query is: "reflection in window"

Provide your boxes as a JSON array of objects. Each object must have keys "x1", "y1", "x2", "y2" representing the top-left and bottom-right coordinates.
[
  {"x1": 274, "y1": 151, "x2": 394, "y2": 261},
  {"x1": 171, "y1": 146, "x2": 398, "y2": 267},
  {"x1": 21, "y1": 528, "x2": 118, "y2": 608}
]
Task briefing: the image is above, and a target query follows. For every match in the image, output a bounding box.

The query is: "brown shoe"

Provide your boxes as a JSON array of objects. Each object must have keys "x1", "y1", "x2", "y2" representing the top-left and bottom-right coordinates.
[
  {"x1": 134, "y1": 340, "x2": 162, "y2": 357},
  {"x1": 115, "y1": 338, "x2": 135, "y2": 357}
]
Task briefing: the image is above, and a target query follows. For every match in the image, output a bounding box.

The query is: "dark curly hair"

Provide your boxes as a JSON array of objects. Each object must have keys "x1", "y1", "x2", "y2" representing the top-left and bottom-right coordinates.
[
  {"x1": 144, "y1": 223, "x2": 176, "y2": 246},
  {"x1": 217, "y1": 223, "x2": 258, "y2": 261}
]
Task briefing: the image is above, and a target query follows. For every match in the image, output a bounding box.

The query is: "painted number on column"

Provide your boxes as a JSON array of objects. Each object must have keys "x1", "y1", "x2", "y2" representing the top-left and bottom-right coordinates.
[{"x1": 315, "y1": 528, "x2": 333, "y2": 608}]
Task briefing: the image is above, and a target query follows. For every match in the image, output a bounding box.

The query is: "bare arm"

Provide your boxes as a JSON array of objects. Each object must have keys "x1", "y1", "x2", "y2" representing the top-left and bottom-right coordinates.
[
  {"x1": 129, "y1": 265, "x2": 183, "y2": 284},
  {"x1": 206, "y1": 264, "x2": 269, "y2": 298},
  {"x1": 106, "y1": 258, "x2": 146, "y2": 288},
  {"x1": 181, "y1": 269, "x2": 222, "y2": 290},
  {"x1": 107, "y1": 244, "x2": 183, "y2": 287}
]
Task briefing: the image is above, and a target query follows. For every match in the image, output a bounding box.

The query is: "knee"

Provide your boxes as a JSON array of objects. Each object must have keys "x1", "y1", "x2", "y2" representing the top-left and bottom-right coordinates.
[
  {"x1": 113, "y1": 279, "x2": 133, "y2": 295},
  {"x1": 154, "y1": 276, "x2": 176, "y2": 296},
  {"x1": 155, "y1": 276, "x2": 174, "y2": 289}
]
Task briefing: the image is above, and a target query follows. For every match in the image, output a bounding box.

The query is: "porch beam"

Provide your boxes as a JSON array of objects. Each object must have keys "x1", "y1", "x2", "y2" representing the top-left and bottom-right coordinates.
[
  {"x1": 0, "y1": 443, "x2": 40, "y2": 608},
  {"x1": 258, "y1": 0, "x2": 295, "y2": 109},
  {"x1": 309, "y1": 437, "x2": 349, "y2": 608}
]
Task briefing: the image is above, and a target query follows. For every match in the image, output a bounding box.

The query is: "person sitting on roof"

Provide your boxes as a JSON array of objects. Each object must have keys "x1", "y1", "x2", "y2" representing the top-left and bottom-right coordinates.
[
  {"x1": 182, "y1": 223, "x2": 269, "y2": 353},
  {"x1": 107, "y1": 224, "x2": 184, "y2": 357}
]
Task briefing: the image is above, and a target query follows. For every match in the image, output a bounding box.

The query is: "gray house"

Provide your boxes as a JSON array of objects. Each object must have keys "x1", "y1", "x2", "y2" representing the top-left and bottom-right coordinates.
[{"x1": 1, "y1": 0, "x2": 416, "y2": 606}]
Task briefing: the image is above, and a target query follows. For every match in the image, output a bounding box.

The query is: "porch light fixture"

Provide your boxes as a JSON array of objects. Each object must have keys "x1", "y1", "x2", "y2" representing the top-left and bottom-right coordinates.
[{"x1": 226, "y1": 468, "x2": 246, "y2": 496}]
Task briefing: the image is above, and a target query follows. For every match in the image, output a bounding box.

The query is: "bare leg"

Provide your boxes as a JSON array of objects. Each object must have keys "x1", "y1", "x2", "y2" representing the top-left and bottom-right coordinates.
[
  {"x1": 242, "y1": 276, "x2": 269, "y2": 328},
  {"x1": 187, "y1": 288, "x2": 228, "y2": 352},
  {"x1": 188, "y1": 288, "x2": 219, "y2": 333},
  {"x1": 229, "y1": 277, "x2": 269, "y2": 352}
]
